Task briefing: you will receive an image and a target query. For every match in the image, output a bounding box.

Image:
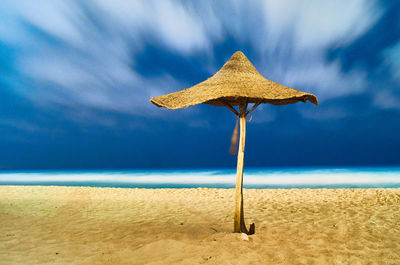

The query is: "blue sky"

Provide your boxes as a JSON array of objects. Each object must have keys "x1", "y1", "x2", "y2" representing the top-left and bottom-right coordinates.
[{"x1": 0, "y1": 0, "x2": 399, "y2": 169}]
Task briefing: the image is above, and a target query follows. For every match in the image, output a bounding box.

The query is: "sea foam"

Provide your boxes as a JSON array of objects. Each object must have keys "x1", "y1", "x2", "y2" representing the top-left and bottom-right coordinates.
[{"x1": 0, "y1": 167, "x2": 399, "y2": 188}]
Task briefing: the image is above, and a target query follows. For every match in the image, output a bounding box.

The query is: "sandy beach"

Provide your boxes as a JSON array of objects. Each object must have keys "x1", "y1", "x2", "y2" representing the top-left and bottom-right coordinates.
[{"x1": 0, "y1": 186, "x2": 399, "y2": 264}]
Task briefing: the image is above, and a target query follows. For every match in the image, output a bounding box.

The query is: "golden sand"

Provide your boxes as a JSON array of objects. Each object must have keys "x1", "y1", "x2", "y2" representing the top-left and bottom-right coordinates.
[{"x1": 0, "y1": 186, "x2": 399, "y2": 264}]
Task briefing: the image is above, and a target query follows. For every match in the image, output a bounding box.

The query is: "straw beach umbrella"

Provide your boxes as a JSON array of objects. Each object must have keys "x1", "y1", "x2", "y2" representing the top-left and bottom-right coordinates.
[{"x1": 150, "y1": 51, "x2": 318, "y2": 235}]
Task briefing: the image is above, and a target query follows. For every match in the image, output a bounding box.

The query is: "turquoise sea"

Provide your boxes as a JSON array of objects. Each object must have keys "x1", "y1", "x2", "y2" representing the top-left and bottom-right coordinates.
[{"x1": 1, "y1": 167, "x2": 400, "y2": 189}]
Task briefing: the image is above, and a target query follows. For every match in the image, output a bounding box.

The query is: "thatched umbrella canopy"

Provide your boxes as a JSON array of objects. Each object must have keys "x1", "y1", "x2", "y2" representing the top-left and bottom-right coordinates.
[{"x1": 150, "y1": 51, "x2": 318, "y2": 235}]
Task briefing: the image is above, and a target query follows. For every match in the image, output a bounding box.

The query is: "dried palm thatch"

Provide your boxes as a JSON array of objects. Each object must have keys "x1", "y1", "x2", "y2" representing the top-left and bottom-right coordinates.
[
  {"x1": 150, "y1": 51, "x2": 318, "y2": 236},
  {"x1": 150, "y1": 51, "x2": 318, "y2": 109}
]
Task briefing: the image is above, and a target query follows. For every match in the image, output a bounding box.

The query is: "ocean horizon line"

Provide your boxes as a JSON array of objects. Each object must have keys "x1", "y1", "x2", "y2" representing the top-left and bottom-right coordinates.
[{"x1": 1, "y1": 165, "x2": 400, "y2": 172}]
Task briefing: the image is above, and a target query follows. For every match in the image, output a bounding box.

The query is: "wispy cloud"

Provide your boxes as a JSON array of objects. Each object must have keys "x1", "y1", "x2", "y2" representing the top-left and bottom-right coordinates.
[
  {"x1": 383, "y1": 42, "x2": 400, "y2": 80},
  {"x1": 262, "y1": 0, "x2": 381, "y2": 49},
  {"x1": 0, "y1": 0, "x2": 396, "y2": 125}
]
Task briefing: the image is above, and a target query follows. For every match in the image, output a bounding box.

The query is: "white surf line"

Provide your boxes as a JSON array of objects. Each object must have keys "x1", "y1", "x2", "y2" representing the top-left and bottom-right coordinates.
[{"x1": 0, "y1": 169, "x2": 399, "y2": 185}]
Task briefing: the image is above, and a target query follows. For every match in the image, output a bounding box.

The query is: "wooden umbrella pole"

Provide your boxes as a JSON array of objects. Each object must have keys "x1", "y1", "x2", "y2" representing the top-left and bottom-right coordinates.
[{"x1": 234, "y1": 104, "x2": 255, "y2": 235}]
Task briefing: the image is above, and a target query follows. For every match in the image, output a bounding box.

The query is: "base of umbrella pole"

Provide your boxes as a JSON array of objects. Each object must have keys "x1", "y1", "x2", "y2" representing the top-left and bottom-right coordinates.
[{"x1": 233, "y1": 111, "x2": 255, "y2": 235}]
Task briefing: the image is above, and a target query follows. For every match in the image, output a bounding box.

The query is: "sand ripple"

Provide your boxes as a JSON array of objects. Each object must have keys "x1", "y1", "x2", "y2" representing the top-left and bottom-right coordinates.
[{"x1": 1, "y1": 186, "x2": 400, "y2": 264}]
